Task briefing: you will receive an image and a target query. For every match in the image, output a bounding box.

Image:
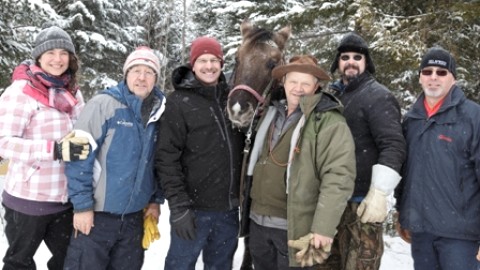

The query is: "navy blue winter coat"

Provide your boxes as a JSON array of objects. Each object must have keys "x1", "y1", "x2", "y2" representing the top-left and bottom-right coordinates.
[{"x1": 397, "y1": 86, "x2": 480, "y2": 240}]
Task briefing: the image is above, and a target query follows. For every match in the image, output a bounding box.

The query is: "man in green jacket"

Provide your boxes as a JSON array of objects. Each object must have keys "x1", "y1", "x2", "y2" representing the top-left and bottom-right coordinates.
[{"x1": 247, "y1": 55, "x2": 356, "y2": 269}]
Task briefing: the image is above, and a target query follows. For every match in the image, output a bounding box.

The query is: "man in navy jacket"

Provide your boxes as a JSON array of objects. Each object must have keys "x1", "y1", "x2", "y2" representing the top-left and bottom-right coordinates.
[{"x1": 396, "y1": 46, "x2": 480, "y2": 270}]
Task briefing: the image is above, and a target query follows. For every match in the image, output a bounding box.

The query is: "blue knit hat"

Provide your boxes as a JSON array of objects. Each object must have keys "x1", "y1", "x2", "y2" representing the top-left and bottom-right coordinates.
[{"x1": 32, "y1": 26, "x2": 76, "y2": 60}]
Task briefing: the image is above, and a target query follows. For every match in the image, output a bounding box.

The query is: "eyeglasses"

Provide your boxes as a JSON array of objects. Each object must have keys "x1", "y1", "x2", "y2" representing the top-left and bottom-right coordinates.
[
  {"x1": 196, "y1": 58, "x2": 222, "y2": 65},
  {"x1": 421, "y1": 69, "x2": 449, "y2": 77},
  {"x1": 340, "y1": 54, "x2": 363, "y2": 61},
  {"x1": 129, "y1": 69, "x2": 156, "y2": 78}
]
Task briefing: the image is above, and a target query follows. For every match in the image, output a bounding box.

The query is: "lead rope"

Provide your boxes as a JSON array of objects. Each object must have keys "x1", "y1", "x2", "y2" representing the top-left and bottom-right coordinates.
[{"x1": 238, "y1": 78, "x2": 274, "y2": 212}]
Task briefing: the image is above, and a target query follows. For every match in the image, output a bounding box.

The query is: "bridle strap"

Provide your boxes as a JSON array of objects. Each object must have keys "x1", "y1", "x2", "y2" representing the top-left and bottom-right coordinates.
[{"x1": 228, "y1": 84, "x2": 265, "y2": 104}]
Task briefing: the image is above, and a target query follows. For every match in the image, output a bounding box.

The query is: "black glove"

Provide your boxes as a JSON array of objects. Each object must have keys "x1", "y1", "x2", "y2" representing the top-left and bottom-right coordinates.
[
  {"x1": 54, "y1": 131, "x2": 90, "y2": 162},
  {"x1": 171, "y1": 209, "x2": 196, "y2": 240}
]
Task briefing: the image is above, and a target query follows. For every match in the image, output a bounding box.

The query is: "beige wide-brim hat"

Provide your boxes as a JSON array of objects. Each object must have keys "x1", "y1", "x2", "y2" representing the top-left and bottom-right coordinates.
[{"x1": 272, "y1": 55, "x2": 331, "y2": 81}]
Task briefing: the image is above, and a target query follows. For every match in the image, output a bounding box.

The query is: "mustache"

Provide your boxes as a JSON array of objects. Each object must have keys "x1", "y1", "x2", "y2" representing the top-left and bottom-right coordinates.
[{"x1": 342, "y1": 63, "x2": 359, "y2": 72}]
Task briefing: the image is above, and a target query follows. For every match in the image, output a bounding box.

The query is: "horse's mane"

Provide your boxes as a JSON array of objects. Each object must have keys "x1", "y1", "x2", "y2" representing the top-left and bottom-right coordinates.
[{"x1": 243, "y1": 27, "x2": 274, "y2": 50}]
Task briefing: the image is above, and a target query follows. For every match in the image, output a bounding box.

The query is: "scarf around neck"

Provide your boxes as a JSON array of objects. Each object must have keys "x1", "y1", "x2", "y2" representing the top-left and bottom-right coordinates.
[{"x1": 11, "y1": 60, "x2": 78, "y2": 113}]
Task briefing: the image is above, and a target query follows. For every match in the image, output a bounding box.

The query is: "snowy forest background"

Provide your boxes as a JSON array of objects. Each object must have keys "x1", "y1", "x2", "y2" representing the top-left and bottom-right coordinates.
[
  {"x1": 1, "y1": 0, "x2": 479, "y2": 108},
  {"x1": 0, "y1": 1, "x2": 478, "y2": 268}
]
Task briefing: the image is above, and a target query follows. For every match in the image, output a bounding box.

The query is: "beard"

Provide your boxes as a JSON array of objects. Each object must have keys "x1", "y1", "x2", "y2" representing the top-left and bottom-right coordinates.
[{"x1": 340, "y1": 64, "x2": 360, "y2": 84}]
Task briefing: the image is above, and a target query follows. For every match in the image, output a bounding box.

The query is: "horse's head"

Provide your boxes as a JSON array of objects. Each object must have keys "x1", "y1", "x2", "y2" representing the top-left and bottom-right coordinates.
[{"x1": 227, "y1": 20, "x2": 291, "y2": 129}]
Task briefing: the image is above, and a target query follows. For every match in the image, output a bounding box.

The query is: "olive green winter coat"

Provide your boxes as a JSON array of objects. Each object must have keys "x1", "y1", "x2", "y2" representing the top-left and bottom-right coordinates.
[{"x1": 286, "y1": 92, "x2": 356, "y2": 267}]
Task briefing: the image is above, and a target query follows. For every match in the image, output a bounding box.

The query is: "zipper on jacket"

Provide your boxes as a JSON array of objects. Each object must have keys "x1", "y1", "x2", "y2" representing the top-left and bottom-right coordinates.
[
  {"x1": 210, "y1": 107, "x2": 226, "y2": 141},
  {"x1": 213, "y1": 89, "x2": 236, "y2": 210}
]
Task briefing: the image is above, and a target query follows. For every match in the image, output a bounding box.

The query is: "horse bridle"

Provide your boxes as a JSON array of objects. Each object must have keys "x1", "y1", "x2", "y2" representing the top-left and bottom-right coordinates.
[{"x1": 228, "y1": 39, "x2": 281, "y2": 106}]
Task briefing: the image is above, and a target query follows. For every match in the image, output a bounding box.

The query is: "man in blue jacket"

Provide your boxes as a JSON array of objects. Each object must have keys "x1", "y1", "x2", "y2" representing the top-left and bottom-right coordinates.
[
  {"x1": 64, "y1": 46, "x2": 166, "y2": 269},
  {"x1": 396, "y1": 46, "x2": 480, "y2": 270}
]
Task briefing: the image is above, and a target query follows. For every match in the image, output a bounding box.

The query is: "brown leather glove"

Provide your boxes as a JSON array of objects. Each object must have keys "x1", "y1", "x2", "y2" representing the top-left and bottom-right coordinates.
[{"x1": 394, "y1": 211, "x2": 411, "y2": 243}]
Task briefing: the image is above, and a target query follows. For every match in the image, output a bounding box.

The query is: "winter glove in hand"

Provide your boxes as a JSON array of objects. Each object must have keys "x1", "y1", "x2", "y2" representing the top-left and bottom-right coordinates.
[
  {"x1": 54, "y1": 131, "x2": 90, "y2": 161},
  {"x1": 305, "y1": 243, "x2": 331, "y2": 266},
  {"x1": 142, "y1": 215, "x2": 160, "y2": 249},
  {"x1": 171, "y1": 209, "x2": 196, "y2": 240},
  {"x1": 357, "y1": 187, "x2": 388, "y2": 223},
  {"x1": 357, "y1": 164, "x2": 401, "y2": 223},
  {"x1": 288, "y1": 233, "x2": 331, "y2": 267}
]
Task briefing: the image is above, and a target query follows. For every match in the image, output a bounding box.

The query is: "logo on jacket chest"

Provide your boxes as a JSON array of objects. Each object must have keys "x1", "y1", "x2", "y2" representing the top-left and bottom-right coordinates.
[
  {"x1": 437, "y1": 134, "x2": 453, "y2": 143},
  {"x1": 117, "y1": 120, "x2": 134, "y2": 127}
]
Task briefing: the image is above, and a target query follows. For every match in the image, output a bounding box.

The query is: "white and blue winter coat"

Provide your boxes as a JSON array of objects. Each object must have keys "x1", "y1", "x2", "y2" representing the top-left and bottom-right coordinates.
[{"x1": 66, "y1": 81, "x2": 166, "y2": 215}]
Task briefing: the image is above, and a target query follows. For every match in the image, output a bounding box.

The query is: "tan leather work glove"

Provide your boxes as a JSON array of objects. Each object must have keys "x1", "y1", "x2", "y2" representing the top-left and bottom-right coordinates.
[
  {"x1": 357, "y1": 164, "x2": 401, "y2": 223},
  {"x1": 310, "y1": 243, "x2": 331, "y2": 265},
  {"x1": 288, "y1": 233, "x2": 313, "y2": 266},
  {"x1": 357, "y1": 187, "x2": 388, "y2": 223},
  {"x1": 54, "y1": 131, "x2": 90, "y2": 161},
  {"x1": 142, "y1": 215, "x2": 160, "y2": 249},
  {"x1": 288, "y1": 233, "x2": 331, "y2": 267}
]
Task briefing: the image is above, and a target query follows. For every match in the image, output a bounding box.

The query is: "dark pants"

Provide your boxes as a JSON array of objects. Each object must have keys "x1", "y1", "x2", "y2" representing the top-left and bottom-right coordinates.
[
  {"x1": 318, "y1": 202, "x2": 384, "y2": 270},
  {"x1": 63, "y1": 211, "x2": 144, "y2": 270},
  {"x1": 164, "y1": 208, "x2": 239, "y2": 270},
  {"x1": 2, "y1": 205, "x2": 73, "y2": 270},
  {"x1": 249, "y1": 221, "x2": 316, "y2": 270},
  {"x1": 411, "y1": 232, "x2": 480, "y2": 270}
]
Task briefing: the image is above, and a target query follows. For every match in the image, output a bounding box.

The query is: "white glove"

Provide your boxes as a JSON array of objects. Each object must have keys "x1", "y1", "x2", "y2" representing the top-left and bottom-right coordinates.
[
  {"x1": 357, "y1": 187, "x2": 388, "y2": 223},
  {"x1": 357, "y1": 164, "x2": 401, "y2": 223}
]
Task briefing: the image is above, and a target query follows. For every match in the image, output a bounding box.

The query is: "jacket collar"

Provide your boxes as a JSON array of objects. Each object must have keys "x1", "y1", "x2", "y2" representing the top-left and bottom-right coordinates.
[
  {"x1": 407, "y1": 85, "x2": 465, "y2": 123},
  {"x1": 330, "y1": 72, "x2": 372, "y2": 94},
  {"x1": 172, "y1": 65, "x2": 228, "y2": 99}
]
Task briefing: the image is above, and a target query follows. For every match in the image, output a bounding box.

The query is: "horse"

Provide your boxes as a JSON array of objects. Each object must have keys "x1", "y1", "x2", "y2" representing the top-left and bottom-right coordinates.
[
  {"x1": 227, "y1": 20, "x2": 291, "y2": 270},
  {"x1": 227, "y1": 20, "x2": 291, "y2": 129}
]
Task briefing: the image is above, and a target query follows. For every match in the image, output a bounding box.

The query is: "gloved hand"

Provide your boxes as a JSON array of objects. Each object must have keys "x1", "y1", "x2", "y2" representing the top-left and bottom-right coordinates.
[
  {"x1": 288, "y1": 233, "x2": 312, "y2": 257},
  {"x1": 171, "y1": 209, "x2": 196, "y2": 240},
  {"x1": 309, "y1": 243, "x2": 331, "y2": 266},
  {"x1": 357, "y1": 164, "x2": 401, "y2": 223},
  {"x1": 288, "y1": 233, "x2": 331, "y2": 267},
  {"x1": 357, "y1": 187, "x2": 388, "y2": 223},
  {"x1": 54, "y1": 131, "x2": 90, "y2": 161},
  {"x1": 142, "y1": 215, "x2": 160, "y2": 249}
]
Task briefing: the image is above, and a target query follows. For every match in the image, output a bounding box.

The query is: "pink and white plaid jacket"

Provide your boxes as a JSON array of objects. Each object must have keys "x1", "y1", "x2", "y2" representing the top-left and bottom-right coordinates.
[{"x1": 0, "y1": 80, "x2": 84, "y2": 203}]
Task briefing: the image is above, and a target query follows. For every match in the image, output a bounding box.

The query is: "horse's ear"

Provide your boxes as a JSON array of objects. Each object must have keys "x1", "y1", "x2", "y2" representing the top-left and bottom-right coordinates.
[
  {"x1": 240, "y1": 19, "x2": 253, "y2": 38},
  {"x1": 274, "y1": 25, "x2": 291, "y2": 50}
]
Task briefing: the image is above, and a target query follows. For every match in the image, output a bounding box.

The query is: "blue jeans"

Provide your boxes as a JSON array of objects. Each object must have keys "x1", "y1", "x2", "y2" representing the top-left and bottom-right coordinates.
[
  {"x1": 63, "y1": 211, "x2": 144, "y2": 270},
  {"x1": 164, "y1": 208, "x2": 239, "y2": 270},
  {"x1": 411, "y1": 232, "x2": 480, "y2": 270}
]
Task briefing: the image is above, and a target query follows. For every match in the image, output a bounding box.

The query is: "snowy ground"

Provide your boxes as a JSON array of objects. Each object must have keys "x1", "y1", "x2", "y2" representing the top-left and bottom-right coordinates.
[{"x1": 0, "y1": 176, "x2": 413, "y2": 269}]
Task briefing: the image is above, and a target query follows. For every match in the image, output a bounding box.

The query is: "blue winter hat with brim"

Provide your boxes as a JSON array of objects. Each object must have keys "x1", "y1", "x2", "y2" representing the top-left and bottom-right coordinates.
[{"x1": 32, "y1": 26, "x2": 76, "y2": 60}]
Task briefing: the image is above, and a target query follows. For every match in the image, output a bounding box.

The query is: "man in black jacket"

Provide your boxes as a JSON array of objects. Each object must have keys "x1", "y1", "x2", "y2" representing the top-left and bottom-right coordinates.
[
  {"x1": 155, "y1": 36, "x2": 244, "y2": 270},
  {"x1": 321, "y1": 32, "x2": 406, "y2": 270}
]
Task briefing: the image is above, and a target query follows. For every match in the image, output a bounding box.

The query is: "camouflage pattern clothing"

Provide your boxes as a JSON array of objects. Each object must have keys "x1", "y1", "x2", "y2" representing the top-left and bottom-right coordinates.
[{"x1": 317, "y1": 203, "x2": 383, "y2": 270}]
